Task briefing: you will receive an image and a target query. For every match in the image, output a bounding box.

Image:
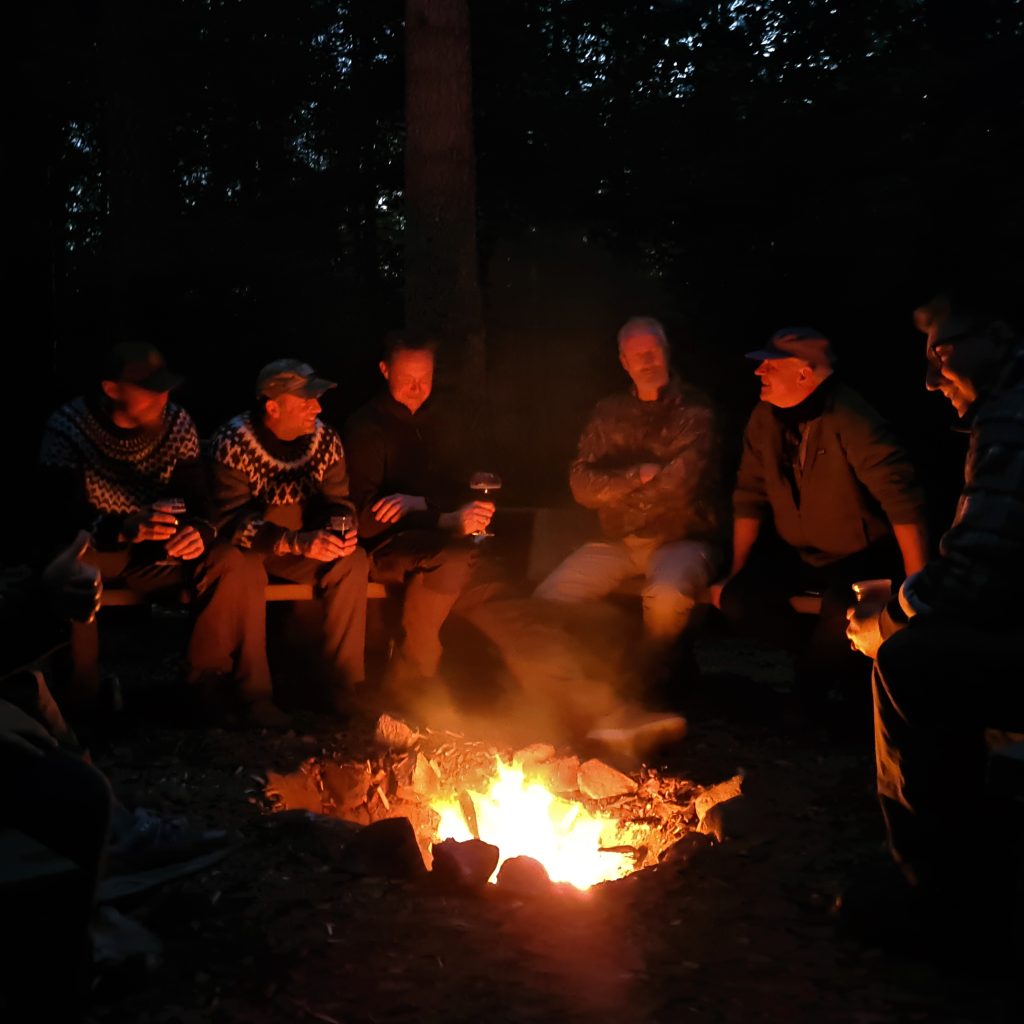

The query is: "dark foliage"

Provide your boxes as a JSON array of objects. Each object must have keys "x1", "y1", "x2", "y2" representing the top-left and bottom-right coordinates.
[{"x1": 7, "y1": 0, "x2": 1023, "y2": 522}]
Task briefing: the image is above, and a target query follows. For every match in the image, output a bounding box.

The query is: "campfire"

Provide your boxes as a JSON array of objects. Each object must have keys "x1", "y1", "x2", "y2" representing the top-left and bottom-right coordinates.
[{"x1": 264, "y1": 715, "x2": 742, "y2": 893}]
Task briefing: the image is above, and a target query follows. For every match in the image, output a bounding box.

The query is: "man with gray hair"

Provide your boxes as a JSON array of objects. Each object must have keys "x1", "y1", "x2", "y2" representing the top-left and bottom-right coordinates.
[
  {"x1": 535, "y1": 316, "x2": 722, "y2": 691},
  {"x1": 711, "y1": 327, "x2": 928, "y2": 717}
]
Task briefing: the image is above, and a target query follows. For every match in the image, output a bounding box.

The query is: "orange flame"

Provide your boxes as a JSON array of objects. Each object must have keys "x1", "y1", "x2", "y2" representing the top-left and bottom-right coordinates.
[{"x1": 431, "y1": 758, "x2": 634, "y2": 889}]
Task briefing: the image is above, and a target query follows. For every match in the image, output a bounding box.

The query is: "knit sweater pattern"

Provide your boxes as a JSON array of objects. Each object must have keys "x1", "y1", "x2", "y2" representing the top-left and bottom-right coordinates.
[
  {"x1": 40, "y1": 397, "x2": 201, "y2": 515},
  {"x1": 211, "y1": 413, "x2": 345, "y2": 507}
]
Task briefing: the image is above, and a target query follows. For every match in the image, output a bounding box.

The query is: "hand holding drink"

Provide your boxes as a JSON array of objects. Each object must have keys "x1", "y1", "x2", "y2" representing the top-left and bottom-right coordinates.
[
  {"x1": 327, "y1": 511, "x2": 359, "y2": 558},
  {"x1": 152, "y1": 498, "x2": 204, "y2": 561},
  {"x1": 467, "y1": 471, "x2": 501, "y2": 539},
  {"x1": 846, "y1": 578, "x2": 892, "y2": 658}
]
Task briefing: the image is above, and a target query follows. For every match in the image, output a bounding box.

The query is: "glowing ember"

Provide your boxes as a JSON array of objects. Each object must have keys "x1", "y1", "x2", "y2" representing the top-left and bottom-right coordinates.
[{"x1": 430, "y1": 757, "x2": 634, "y2": 889}]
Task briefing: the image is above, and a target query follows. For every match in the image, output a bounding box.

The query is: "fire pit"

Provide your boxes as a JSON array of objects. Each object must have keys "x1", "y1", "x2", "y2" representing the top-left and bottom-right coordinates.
[{"x1": 264, "y1": 714, "x2": 742, "y2": 892}]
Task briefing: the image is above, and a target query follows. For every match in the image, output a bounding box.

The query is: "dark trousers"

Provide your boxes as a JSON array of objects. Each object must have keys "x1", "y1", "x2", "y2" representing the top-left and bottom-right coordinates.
[
  {"x1": 0, "y1": 737, "x2": 112, "y2": 1017},
  {"x1": 720, "y1": 540, "x2": 901, "y2": 703},
  {"x1": 873, "y1": 617, "x2": 1024, "y2": 885},
  {"x1": 188, "y1": 543, "x2": 368, "y2": 701},
  {"x1": 370, "y1": 530, "x2": 477, "y2": 678},
  {"x1": 71, "y1": 546, "x2": 190, "y2": 700}
]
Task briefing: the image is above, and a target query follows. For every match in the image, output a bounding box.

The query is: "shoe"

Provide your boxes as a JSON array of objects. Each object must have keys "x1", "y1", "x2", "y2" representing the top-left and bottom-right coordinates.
[
  {"x1": 586, "y1": 707, "x2": 688, "y2": 759},
  {"x1": 107, "y1": 807, "x2": 232, "y2": 874},
  {"x1": 244, "y1": 699, "x2": 292, "y2": 729}
]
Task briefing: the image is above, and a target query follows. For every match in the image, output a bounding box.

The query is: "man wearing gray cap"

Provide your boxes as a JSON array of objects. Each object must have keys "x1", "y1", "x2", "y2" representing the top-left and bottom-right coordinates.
[
  {"x1": 710, "y1": 328, "x2": 929, "y2": 717},
  {"x1": 189, "y1": 359, "x2": 368, "y2": 726}
]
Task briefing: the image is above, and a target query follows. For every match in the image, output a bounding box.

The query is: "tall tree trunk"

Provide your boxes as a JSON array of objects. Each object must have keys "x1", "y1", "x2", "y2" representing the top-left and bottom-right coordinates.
[{"x1": 404, "y1": 0, "x2": 486, "y2": 411}]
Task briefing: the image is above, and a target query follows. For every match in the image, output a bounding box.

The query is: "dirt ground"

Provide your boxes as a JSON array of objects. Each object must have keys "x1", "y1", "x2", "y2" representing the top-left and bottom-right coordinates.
[{"x1": 82, "y1": 606, "x2": 1019, "y2": 1024}]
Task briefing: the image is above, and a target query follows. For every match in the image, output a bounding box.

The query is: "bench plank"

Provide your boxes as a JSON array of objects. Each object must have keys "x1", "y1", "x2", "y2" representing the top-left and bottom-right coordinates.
[{"x1": 101, "y1": 581, "x2": 387, "y2": 607}]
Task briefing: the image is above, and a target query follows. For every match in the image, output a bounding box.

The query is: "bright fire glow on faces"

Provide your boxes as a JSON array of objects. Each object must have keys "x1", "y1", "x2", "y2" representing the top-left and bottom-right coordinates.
[
  {"x1": 102, "y1": 382, "x2": 170, "y2": 430},
  {"x1": 926, "y1": 334, "x2": 997, "y2": 417},
  {"x1": 754, "y1": 356, "x2": 815, "y2": 409},
  {"x1": 431, "y1": 758, "x2": 634, "y2": 890},
  {"x1": 266, "y1": 392, "x2": 321, "y2": 439},
  {"x1": 619, "y1": 332, "x2": 670, "y2": 399},
  {"x1": 381, "y1": 348, "x2": 435, "y2": 415}
]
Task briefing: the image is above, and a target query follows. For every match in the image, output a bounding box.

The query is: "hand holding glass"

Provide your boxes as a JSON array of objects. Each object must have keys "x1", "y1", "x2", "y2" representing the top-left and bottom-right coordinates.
[{"x1": 468, "y1": 471, "x2": 501, "y2": 539}]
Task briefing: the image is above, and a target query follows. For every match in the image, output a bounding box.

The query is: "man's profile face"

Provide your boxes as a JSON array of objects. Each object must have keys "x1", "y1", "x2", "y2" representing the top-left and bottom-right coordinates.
[
  {"x1": 381, "y1": 347, "x2": 434, "y2": 414},
  {"x1": 754, "y1": 357, "x2": 813, "y2": 409},
  {"x1": 619, "y1": 332, "x2": 670, "y2": 394},
  {"x1": 926, "y1": 331, "x2": 999, "y2": 418},
  {"x1": 266, "y1": 391, "x2": 320, "y2": 439},
  {"x1": 102, "y1": 381, "x2": 169, "y2": 429}
]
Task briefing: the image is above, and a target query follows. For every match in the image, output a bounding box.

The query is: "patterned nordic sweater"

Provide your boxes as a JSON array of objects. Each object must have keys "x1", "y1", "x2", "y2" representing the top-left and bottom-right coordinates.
[
  {"x1": 209, "y1": 412, "x2": 355, "y2": 554},
  {"x1": 38, "y1": 395, "x2": 212, "y2": 554}
]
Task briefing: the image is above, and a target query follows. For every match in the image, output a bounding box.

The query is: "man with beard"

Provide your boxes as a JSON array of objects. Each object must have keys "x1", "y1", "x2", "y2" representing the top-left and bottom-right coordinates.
[
  {"x1": 710, "y1": 328, "x2": 928, "y2": 717},
  {"x1": 535, "y1": 316, "x2": 722, "y2": 690},
  {"x1": 844, "y1": 299, "x2": 1024, "y2": 947},
  {"x1": 343, "y1": 334, "x2": 492, "y2": 696},
  {"x1": 192, "y1": 360, "x2": 367, "y2": 726},
  {"x1": 37, "y1": 342, "x2": 213, "y2": 713}
]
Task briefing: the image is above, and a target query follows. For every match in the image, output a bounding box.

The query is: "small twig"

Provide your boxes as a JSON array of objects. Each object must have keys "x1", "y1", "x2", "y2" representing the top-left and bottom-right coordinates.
[{"x1": 291, "y1": 998, "x2": 342, "y2": 1024}]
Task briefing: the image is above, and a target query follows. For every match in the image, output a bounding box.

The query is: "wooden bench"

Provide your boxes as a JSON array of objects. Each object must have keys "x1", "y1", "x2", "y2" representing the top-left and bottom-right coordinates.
[{"x1": 100, "y1": 580, "x2": 388, "y2": 608}]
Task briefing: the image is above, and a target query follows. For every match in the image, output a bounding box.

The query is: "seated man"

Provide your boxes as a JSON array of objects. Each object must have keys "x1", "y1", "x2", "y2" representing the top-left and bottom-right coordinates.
[
  {"x1": 846, "y1": 299, "x2": 1024, "y2": 940},
  {"x1": 343, "y1": 333, "x2": 493, "y2": 692},
  {"x1": 2, "y1": 534, "x2": 227, "y2": 1016},
  {"x1": 192, "y1": 360, "x2": 367, "y2": 725},
  {"x1": 534, "y1": 317, "x2": 722, "y2": 685},
  {"x1": 710, "y1": 327, "x2": 928, "y2": 713},
  {"x1": 37, "y1": 342, "x2": 213, "y2": 712}
]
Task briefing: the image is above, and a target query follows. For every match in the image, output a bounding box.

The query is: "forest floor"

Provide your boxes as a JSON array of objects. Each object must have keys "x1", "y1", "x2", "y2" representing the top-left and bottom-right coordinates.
[{"x1": 82, "y1": 601, "x2": 1019, "y2": 1024}]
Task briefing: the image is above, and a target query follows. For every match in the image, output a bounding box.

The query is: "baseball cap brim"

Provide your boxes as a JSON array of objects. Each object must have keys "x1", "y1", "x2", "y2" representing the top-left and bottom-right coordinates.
[
  {"x1": 744, "y1": 348, "x2": 793, "y2": 361},
  {"x1": 132, "y1": 367, "x2": 184, "y2": 392},
  {"x1": 293, "y1": 376, "x2": 336, "y2": 398}
]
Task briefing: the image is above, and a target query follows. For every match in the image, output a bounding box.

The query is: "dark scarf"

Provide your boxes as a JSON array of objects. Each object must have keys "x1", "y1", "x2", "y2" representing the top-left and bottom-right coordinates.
[{"x1": 772, "y1": 375, "x2": 834, "y2": 494}]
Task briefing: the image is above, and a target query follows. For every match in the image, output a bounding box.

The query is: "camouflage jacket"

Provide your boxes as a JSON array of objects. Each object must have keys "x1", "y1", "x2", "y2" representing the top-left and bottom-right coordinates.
[{"x1": 569, "y1": 375, "x2": 721, "y2": 544}]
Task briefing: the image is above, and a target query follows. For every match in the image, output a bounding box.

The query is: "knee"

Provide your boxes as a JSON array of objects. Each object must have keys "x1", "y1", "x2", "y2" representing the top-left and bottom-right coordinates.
[
  {"x1": 533, "y1": 574, "x2": 573, "y2": 602},
  {"x1": 429, "y1": 541, "x2": 477, "y2": 590},
  {"x1": 642, "y1": 581, "x2": 694, "y2": 612},
  {"x1": 875, "y1": 630, "x2": 923, "y2": 711},
  {"x1": 200, "y1": 544, "x2": 267, "y2": 586},
  {"x1": 323, "y1": 547, "x2": 369, "y2": 586}
]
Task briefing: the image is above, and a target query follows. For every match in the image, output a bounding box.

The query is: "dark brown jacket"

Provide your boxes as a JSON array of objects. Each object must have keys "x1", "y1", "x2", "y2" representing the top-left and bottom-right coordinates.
[
  {"x1": 733, "y1": 379, "x2": 925, "y2": 566},
  {"x1": 570, "y1": 375, "x2": 721, "y2": 544}
]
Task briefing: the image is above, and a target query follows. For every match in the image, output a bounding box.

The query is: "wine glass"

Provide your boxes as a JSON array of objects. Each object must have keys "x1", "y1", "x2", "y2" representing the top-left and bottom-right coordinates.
[
  {"x1": 152, "y1": 497, "x2": 187, "y2": 564},
  {"x1": 468, "y1": 471, "x2": 501, "y2": 539},
  {"x1": 328, "y1": 511, "x2": 356, "y2": 539}
]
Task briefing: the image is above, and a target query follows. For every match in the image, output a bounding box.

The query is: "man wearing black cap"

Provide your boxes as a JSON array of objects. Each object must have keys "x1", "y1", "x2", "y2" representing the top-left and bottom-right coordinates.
[
  {"x1": 38, "y1": 341, "x2": 214, "y2": 710},
  {"x1": 191, "y1": 359, "x2": 368, "y2": 725},
  {"x1": 710, "y1": 328, "x2": 929, "y2": 715}
]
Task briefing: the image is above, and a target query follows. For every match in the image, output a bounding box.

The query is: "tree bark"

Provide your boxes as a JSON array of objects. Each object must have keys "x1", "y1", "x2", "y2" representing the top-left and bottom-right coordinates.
[{"x1": 404, "y1": 0, "x2": 486, "y2": 406}]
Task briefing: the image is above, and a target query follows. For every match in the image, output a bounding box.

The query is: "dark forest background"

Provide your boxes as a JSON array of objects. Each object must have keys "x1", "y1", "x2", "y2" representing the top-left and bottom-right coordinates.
[{"x1": 7, "y1": 0, "x2": 1024, "y2": 540}]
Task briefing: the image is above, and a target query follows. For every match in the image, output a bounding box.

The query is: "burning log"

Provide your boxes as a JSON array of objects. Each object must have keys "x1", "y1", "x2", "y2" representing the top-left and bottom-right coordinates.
[
  {"x1": 530, "y1": 755, "x2": 580, "y2": 794},
  {"x1": 375, "y1": 714, "x2": 421, "y2": 751},
  {"x1": 262, "y1": 714, "x2": 740, "y2": 890},
  {"x1": 694, "y1": 774, "x2": 744, "y2": 823},
  {"x1": 322, "y1": 763, "x2": 372, "y2": 811},
  {"x1": 577, "y1": 759, "x2": 638, "y2": 800}
]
